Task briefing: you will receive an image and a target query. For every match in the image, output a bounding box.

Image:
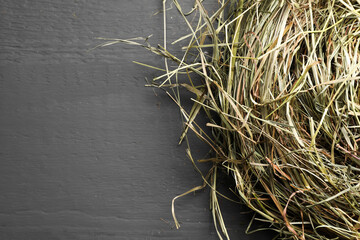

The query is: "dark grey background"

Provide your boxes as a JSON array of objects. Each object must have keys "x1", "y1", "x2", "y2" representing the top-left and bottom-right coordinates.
[{"x1": 0, "y1": 1, "x2": 273, "y2": 239}]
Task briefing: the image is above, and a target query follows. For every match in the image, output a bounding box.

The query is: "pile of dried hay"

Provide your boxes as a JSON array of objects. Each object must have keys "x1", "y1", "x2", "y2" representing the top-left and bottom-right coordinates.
[{"x1": 101, "y1": 0, "x2": 360, "y2": 239}]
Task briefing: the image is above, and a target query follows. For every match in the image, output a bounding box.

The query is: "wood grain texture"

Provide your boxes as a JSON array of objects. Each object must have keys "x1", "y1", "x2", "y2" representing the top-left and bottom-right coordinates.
[{"x1": 0, "y1": 1, "x2": 274, "y2": 239}]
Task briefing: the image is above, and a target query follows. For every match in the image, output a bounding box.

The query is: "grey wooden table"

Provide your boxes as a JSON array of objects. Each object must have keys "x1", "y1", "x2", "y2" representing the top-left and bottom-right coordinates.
[{"x1": 0, "y1": 1, "x2": 274, "y2": 239}]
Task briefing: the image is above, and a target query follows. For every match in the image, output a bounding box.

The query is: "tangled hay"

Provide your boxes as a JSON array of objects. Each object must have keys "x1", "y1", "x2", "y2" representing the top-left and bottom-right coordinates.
[{"x1": 101, "y1": 0, "x2": 360, "y2": 239}]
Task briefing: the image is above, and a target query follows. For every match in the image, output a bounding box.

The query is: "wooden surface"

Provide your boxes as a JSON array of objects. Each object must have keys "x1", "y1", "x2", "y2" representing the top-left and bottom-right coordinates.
[{"x1": 0, "y1": 1, "x2": 274, "y2": 239}]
